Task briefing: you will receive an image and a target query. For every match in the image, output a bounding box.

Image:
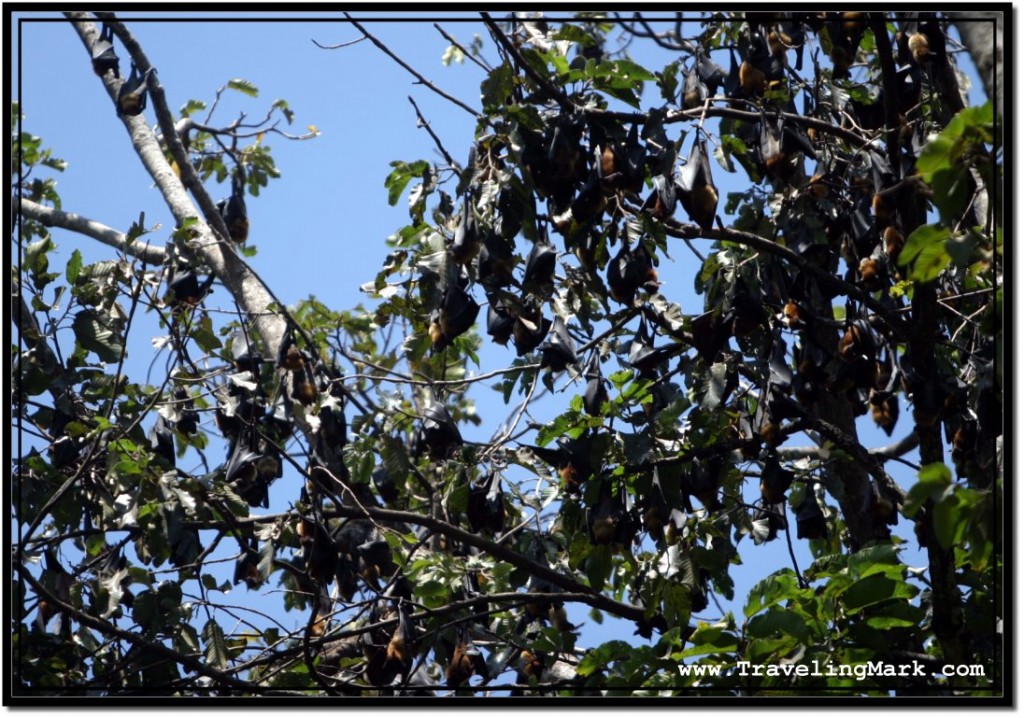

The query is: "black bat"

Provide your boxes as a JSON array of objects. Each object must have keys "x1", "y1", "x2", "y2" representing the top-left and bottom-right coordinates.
[
  {"x1": 512, "y1": 301, "x2": 551, "y2": 356},
  {"x1": 148, "y1": 415, "x2": 175, "y2": 467},
  {"x1": 522, "y1": 235, "x2": 557, "y2": 294},
  {"x1": 430, "y1": 285, "x2": 480, "y2": 351},
  {"x1": 116, "y1": 63, "x2": 154, "y2": 117},
  {"x1": 451, "y1": 195, "x2": 480, "y2": 265},
  {"x1": 91, "y1": 23, "x2": 119, "y2": 78},
  {"x1": 420, "y1": 400, "x2": 462, "y2": 459},
  {"x1": 583, "y1": 350, "x2": 608, "y2": 416},
  {"x1": 539, "y1": 315, "x2": 577, "y2": 372},
  {"x1": 217, "y1": 170, "x2": 249, "y2": 244},
  {"x1": 486, "y1": 296, "x2": 515, "y2": 346},
  {"x1": 467, "y1": 469, "x2": 505, "y2": 534}
]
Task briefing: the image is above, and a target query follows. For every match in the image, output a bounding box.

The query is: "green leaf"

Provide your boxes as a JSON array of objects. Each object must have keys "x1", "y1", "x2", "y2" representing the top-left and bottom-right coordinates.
[
  {"x1": 586, "y1": 544, "x2": 612, "y2": 592},
  {"x1": 744, "y1": 571, "x2": 801, "y2": 618},
  {"x1": 384, "y1": 160, "x2": 429, "y2": 207},
  {"x1": 898, "y1": 223, "x2": 949, "y2": 267},
  {"x1": 202, "y1": 619, "x2": 230, "y2": 669},
  {"x1": 480, "y1": 63, "x2": 514, "y2": 111},
  {"x1": 746, "y1": 606, "x2": 809, "y2": 640},
  {"x1": 841, "y1": 574, "x2": 901, "y2": 613},
  {"x1": 65, "y1": 249, "x2": 82, "y2": 284},
  {"x1": 931, "y1": 166, "x2": 970, "y2": 224},
  {"x1": 72, "y1": 309, "x2": 125, "y2": 363},
  {"x1": 227, "y1": 79, "x2": 258, "y2": 97},
  {"x1": 272, "y1": 99, "x2": 295, "y2": 124}
]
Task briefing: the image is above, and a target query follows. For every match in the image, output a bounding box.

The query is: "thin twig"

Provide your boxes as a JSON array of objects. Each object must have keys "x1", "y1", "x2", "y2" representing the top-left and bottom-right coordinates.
[
  {"x1": 344, "y1": 14, "x2": 479, "y2": 118},
  {"x1": 407, "y1": 96, "x2": 459, "y2": 172},
  {"x1": 434, "y1": 23, "x2": 491, "y2": 71}
]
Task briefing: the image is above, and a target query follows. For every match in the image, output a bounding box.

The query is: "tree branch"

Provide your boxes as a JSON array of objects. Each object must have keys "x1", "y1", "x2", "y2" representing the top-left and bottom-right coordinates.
[
  {"x1": 17, "y1": 197, "x2": 166, "y2": 265},
  {"x1": 16, "y1": 562, "x2": 258, "y2": 691},
  {"x1": 343, "y1": 14, "x2": 480, "y2": 118},
  {"x1": 189, "y1": 505, "x2": 651, "y2": 626}
]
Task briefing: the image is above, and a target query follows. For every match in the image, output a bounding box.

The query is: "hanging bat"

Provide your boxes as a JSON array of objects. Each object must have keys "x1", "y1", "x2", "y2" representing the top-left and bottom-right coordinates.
[
  {"x1": 229, "y1": 330, "x2": 262, "y2": 373},
  {"x1": 571, "y1": 164, "x2": 607, "y2": 223},
  {"x1": 642, "y1": 172, "x2": 677, "y2": 221},
  {"x1": 539, "y1": 315, "x2": 577, "y2": 372},
  {"x1": 217, "y1": 170, "x2": 249, "y2": 244},
  {"x1": 467, "y1": 469, "x2": 505, "y2": 534},
  {"x1": 522, "y1": 235, "x2": 557, "y2": 295},
  {"x1": 486, "y1": 297, "x2": 515, "y2": 346},
  {"x1": 446, "y1": 625, "x2": 487, "y2": 688},
  {"x1": 430, "y1": 285, "x2": 480, "y2": 351},
  {"x1": 795, "y1": 488, "x2": 827, "y2": 539},
  {"x1": 148, "y1": 415, "x2": 175, "y2": 468},
  {"x1": 478, "y1": 230, "x2": 517, "y2": 287},
  {"x1": 512, "y1": 301, "x2": 551, "y2": 356},
  {"x1": 291, "y1": 362, "x2": 319, "y2": 406},
  {"x1": 420, "y1": 400, "x2": 463, "y2": 459},
  {"x1": 640, "y1": 467, "x2": 671, "y2": 542},
  {"x1": 451, "y1": 195, "x2": 480, "y2": 265},
  {"x1": 869, "y1": 390, "x2": 900, "y2": 436},
  {"x1": 385, "y1": 605, "x2": 415, "y2": 667},
  {"x1": 588, "y1": 483, "x2": 634, "y2": 548},
  {"x1": 582, "y1": 350, "x2": 608, "y2": 416},
  {"x1": 759, "y1": 453, "x2": 795, "y2": 504},
  {"x1": 356, "y1": 538, "x2": 396, "y2": 583},
  {"x1": 372, "y1": 465, "x2": 399, "y2": 505},
  {"x1": 166, "y1": 265, "x2": 213, "y2": 310},
  {"x1": 233, "y1": 538, "x2": 262, "y2": 589},
  {"x1": 116, "y1": 63, "x2": 155, "y2": 117},
  {"x1": 91, "y1": 23, "x2": 120, "y2": 78},
  {"x1": 677, "y1": 137, "x2": 718, "y2": 230}
]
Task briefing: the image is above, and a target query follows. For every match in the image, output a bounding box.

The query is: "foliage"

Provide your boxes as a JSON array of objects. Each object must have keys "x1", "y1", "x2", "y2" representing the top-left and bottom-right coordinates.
[{"x1": 12, "y1": 10, "x2": 1003, "y2": 700}]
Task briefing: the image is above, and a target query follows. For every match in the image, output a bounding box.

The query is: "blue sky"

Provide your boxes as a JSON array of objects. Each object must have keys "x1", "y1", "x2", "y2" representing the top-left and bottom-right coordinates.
[{"x1": 12, "y1": 9, "x2": 997, "y2": 684}]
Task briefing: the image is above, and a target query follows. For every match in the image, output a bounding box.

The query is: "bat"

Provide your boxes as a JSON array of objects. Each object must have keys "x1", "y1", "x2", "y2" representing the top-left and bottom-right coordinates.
[
  {"x1": 217, "y1": 170, "x2": 249, "y2": 244},
  {"x1": 372, "y1": 465, "x2": 399, "y2": 505},
  {"x1": 148, "y1": 415, "x2": 175, "y2": 467},
  {"x1": 385, "y1": 605, "x2": 415, "y2": 667},
  {"x1": 511, "y1": 301, "x2": 551, "y2": 356},
  {"x1": 233, "y1": 538, "x2": 262, "y2": 589},
  {"x1": 91, "y1": 23, "x2": 120, "y2": 78},
  {"x1": 167, "y1": 266, "x2": 213, "y2": 310},
  {"x1": 759, "y1": 454, "x2": 795, "y2": 504},
  {"x1": 420, "y1": 400, "x2": 463, "y2": 459},
  {"x1": 451, "y1": 195, "x2": 480, "y2": 265},
  {"x1": 430, "y1": 285, "x2": 480, "y2": 351},
  {"x1": 486, "y1": 297, "x2": 515, "y2": 346},
  {"x1": 795, "y1": 489, "x2": 827, "y2": 539},
  {"x1": 116, "y1": 63, "x2": 154, "y2": 117},
  {"x1": 677, "y1": 137, "x2": 718, "y2": 229},
  {"x1": 539, "y1": 315, "x2": 577, "y2": 372},
  {"x1": 522, "y1": 235, "x2": 557, "y2": 295},
  {"x1": 467, "y1": 469, "x2": 505, "y2": 534},
  {"x1": 478, "y1": 230, "x2": 517, "y2": 287},
  {"x1": 582, "y1": 350, "x2": 608, "y2": 416}
]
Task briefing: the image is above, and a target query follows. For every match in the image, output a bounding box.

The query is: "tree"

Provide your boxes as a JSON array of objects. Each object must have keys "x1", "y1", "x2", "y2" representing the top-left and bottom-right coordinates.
[{"x1": 11, "y1": 10, "x2": 1005, "y2": 702}]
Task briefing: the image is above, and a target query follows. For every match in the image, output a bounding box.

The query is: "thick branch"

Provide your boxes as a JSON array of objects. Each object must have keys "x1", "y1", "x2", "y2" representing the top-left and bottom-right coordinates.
[
  {"x1": 947, "y1": 13, "x2": 1003, "y2": 121},
  {"x1": 17, "y1": 198, "x2": 166, "y2": 265}
]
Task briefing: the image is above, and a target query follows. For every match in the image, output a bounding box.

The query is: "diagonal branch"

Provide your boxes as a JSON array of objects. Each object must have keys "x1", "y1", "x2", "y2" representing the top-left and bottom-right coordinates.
[{"x1": 342, "y1": 14, "x2": 480, "y2": 118}]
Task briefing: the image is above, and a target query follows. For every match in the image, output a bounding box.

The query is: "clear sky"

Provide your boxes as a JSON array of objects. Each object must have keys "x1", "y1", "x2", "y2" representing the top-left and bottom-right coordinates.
[{"x1": 11, "y1": 8, "x2": 999, "y2": 683}]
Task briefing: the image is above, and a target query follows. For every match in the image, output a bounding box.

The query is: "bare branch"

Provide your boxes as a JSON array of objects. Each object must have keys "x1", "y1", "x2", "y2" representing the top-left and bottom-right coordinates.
[{"x1": 342, "y1": 14, "x2": 480, "y2": 118}]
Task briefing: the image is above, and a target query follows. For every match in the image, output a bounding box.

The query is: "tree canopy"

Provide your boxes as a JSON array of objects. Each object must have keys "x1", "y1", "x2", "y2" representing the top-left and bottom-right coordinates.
[{"x1": 11, "y1": 10, "x2": 1005, "y2": 704}]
